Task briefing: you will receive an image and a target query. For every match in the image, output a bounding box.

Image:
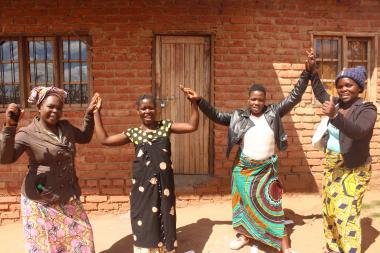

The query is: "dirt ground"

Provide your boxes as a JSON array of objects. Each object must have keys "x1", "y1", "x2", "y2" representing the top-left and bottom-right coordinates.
[{"x1": 0, "y1": 192, "x2": 379, "y2": 253}]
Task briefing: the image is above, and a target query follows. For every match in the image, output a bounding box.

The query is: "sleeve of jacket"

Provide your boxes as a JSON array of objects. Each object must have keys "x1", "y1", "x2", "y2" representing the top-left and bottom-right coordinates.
[
  {"x1": 197, "y1": 98, "x2": 232, "y2": 126},
  {"x1": 310, "y1": 72, "x2": 333, "y2": 104},
  {"x1": 71, "y1": 112, "x2": 95, "y2": 144},
  {"x1": 330, "y1": 102, "x2": 377, "y2": 140},
  {"x1": 275, "y1": 70, "x2": 311, "y2": 117},
  {"x1": 0, "y1": 126, "x2": 27, "y2": 164}
]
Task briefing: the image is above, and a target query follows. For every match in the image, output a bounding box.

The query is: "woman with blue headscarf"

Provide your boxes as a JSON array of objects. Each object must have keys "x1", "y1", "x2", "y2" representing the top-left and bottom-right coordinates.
[{"x1": 307, "y1": 49, "x2": 377, "y2": 253}]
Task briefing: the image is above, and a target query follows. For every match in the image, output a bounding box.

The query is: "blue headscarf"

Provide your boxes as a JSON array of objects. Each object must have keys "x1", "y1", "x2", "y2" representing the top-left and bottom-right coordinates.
[{"x1": 335, "y1": 66, "x2": 367, "y2": 90}]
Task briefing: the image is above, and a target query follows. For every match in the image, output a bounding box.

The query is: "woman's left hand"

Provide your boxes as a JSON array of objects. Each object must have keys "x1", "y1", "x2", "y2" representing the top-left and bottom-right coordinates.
[
  {"x1": 322, "y1": 96, "x2": 336, "y2": 118},
  {"x1": 305, "y1": 48, "x2": 316, "y2": 73},
  {"x1": 86, "y1": 93, "x2": 100, "y2": 114}
]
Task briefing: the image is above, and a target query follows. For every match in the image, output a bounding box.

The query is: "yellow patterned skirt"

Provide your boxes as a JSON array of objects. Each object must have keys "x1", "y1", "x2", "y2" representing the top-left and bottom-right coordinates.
[{"x1": 322, "y1": 151, "x2": 371, "y2": 253}]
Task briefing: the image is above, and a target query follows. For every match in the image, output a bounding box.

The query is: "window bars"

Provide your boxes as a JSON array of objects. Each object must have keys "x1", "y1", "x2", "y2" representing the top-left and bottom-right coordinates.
[{"x1": 0, "y1": 40, "x2": 20, "y2": 107}]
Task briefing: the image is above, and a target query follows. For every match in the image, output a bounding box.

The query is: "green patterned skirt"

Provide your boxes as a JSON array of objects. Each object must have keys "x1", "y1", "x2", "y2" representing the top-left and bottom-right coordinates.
[{"x1": 232, "y1": 152, "x2": 284, "y2": 250}]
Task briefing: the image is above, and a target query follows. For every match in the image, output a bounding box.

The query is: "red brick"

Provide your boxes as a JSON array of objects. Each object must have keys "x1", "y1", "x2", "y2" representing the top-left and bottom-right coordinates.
[
  {"x1": 0, "y1": 204, "x2": 8, "y2": 210},
  {"x1": 101, "y1": 188, "x2": 125, "y2": 195},
  {"x1": 112, "y1": 179, "x2": 125, "y2": 186},
  {"x1": 108, "y1": 196, "x2": 130, "y2": 203},
  {"x1": 86, "y1": 196, "x2": 108, "y2": 203},
  {"x1": 0, "y1": 196, "x2": 18, "y2": 203},
  {"x1": 0, "y1": 211, "x2": 20, "y2": 219},
  {"x1": 100, "y1": 179, "x2": 112, "y2": 186},
  {"x1": 98, "y1": 203, "x2": 120, "y2": 210},
  {"x1": 119, "y1": 203, "x2": 130, "y2": 211},
  {"x1": 306, "y1": 151, "x2": 324, "y2": 159},
  {"x1": 280, "y1": 159, "x2": 301, "y2": 166},
  {"x1": 83, "y1": 203, "x2": 98, "y2": 211},
  {"x1": 230, "y1": 17, "x2": 252, "y2": 24}
]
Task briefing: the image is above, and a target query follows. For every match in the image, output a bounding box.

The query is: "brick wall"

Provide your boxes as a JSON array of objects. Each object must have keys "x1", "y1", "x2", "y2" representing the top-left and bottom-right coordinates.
[{"x1": 1, "y1": 0, "x2": 380, "y2": 224}]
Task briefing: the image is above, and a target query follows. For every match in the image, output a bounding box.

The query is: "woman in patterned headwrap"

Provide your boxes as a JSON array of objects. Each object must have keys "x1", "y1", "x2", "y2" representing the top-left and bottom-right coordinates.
[
  {"x1": 93, "y1": 87, "x2": 199, "y2": 253},
  {"x1": 308, "y1": 49, "x2": 377, "y2": 253},
  {"x1": 0, "y1": 86, "x2": 99, "y2": 253}
]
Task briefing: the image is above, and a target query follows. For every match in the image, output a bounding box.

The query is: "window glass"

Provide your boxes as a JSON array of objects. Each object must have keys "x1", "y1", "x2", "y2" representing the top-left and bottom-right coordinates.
[{"x1": 0, "y1": 40, "x2": 20, "y2": 106}]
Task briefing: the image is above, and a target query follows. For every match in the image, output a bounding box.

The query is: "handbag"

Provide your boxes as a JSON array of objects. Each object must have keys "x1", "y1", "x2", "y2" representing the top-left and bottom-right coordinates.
[{"x1": 312, "y1": 116, "x2": 329, "y2": 150}]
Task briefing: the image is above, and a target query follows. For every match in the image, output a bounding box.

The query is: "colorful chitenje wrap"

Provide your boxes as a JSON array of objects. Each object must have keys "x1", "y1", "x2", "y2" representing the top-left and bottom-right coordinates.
[
  {"x1": 20, "y1": 85, "x2": 94, "y2": 253},
  {"x1": 232, "y1": 151, "x2": 284, "y2": 250},
  {"x1": 323, "y1": 150, "x2": 371, "y2": 253},
  {"x1": 125, "y1": 120, "x2": 177, "y2": 253},
  {"x1": 28, "y1": 86, "x2": 67, "y2": 106},
  {"x1": 21, "y1": 195, "x2": 95, "y2": 253}
]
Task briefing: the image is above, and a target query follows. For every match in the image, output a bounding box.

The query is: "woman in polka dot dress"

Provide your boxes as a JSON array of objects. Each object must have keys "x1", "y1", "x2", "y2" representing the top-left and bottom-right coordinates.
[{"x1": 93, "y1": 89, "x2": 199, "y2": 253}]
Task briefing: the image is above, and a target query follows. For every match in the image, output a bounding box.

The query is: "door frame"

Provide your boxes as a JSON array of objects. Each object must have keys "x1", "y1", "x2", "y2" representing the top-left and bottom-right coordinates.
[{"x1": 152, "y1": 32, "x2": 215, "y2": 175}]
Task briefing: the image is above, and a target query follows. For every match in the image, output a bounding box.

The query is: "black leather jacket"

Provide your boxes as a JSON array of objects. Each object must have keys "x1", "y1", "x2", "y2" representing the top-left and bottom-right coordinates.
[{"x1": 198, "y1": 70, "x2": 311, "y2": 157}]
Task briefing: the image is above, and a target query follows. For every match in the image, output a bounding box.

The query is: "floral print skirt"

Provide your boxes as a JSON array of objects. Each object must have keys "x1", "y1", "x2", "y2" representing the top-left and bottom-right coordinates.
[{"x1": 21, "y1": 195, "x2": 95, "y2": 253}]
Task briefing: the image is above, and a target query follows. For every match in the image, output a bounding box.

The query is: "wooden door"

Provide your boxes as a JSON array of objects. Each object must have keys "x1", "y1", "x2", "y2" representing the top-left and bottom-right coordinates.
[{"x1": 154, "y1": 35, "x2": 211, "y2": 175}]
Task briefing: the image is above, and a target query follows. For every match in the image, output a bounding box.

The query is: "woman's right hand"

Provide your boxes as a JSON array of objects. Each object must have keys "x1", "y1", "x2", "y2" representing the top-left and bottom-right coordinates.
[
  {"x1": 87, "y1": 93, "x2": 102, "y2": 114},
  {"x1": 305, "y1": 48, "x2": 317, "y2": 73},
  {"x1": 179, "y1": 86, "x2": 201, "y2": 102},
  {"x1": 5, "y1": 103, "x2": 22, "y2": 126}
]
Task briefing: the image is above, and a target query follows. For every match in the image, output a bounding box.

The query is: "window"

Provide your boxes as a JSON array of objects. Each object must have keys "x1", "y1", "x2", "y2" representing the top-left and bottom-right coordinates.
[
  {"x1": 0, "y1": 36, "x2": 90, "y2": 108},
  {"x1": 0, "y1": 40, "x2": 20, "y2": 105},
  {"x1": 313, "y1": 35, "x2": 377, "y2": 101}
]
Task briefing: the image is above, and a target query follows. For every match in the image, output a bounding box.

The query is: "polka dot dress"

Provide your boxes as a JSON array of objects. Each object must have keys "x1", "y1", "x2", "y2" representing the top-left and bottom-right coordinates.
[{"x1": 124, "y1": 120, "x2": 177, "y2": 252}]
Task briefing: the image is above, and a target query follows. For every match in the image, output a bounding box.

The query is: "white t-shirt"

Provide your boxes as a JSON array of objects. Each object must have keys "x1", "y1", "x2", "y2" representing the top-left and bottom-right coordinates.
[{"x1": 242, "y1": 114, "x2": 275, "y2": 160}]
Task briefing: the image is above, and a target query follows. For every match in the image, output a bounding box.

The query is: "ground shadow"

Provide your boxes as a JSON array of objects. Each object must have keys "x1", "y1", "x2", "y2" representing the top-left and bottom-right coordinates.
[
  {"x1": 99, "y1": 234, "x2": 134, "y2": 253},
  {"x1": 99, "y1": 218, "x2": 231, "y2": 253},
  {"x1": 176, "y1": 218, "x2": 231, "y2": 252},
  {"x1": 361, "y1": 217, "x2": 380, "y2": 253},
  {"x1": 281, "y1": 208, "x2": 380, "y2": 253},
  {"x1": 284, "y1": 208, "x2": 322, "y2": 250},
  {"x1": 283, "y1": 208, "x2": 323, "y2": 250},
  {"x1": 283, "y1": 208, "x2": 323, "y2": 228}
]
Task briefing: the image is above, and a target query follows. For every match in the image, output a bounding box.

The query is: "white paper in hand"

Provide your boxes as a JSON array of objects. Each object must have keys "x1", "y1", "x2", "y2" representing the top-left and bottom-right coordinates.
[{"x1": 312, "y1": 116, "x2": 329, "y2": 150}]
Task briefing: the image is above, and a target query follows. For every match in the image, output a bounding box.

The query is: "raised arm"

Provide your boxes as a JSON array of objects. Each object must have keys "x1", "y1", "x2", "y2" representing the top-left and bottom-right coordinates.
[
  {"x1": 71, "y1": 94, "x2": 98, "y2": 144},
  {"x1": 170, "y1": 87, "x2": 199, "y2": 134},
  {"x1": 274, "y1": 49, "x2": 333, "y2": 117},
  {"x1": 0, "y1": 103, "x2": 26, "y2": 164},
  {"x1": 274, "y1": 69, "x2": 311, "y2": 117},
  {"x1": 310, "y1": 73, "x2": 332, "y2": 104},
  {"x1": 181, "y1": 87, "x2": 232, "y2": 126},
  {"x1": 306, "y1": 48, "x2": 334, "y2": 104},
  {"x1": 93, "y1": 95, "x2": 130, "y2": 146}
]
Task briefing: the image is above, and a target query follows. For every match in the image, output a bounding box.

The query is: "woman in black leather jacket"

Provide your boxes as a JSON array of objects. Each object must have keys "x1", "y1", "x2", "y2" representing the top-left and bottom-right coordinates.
[{"x1": 183, "y1": 61, "x2": 312, "y2": 253}]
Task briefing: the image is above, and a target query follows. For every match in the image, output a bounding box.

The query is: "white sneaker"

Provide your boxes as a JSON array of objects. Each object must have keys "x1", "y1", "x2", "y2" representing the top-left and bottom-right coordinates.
[
  {"x1": 229, "y1": 236, "x2": 249, "y2": 250},
  {"x1": 250, "y1": 244, "x2": 259, "y2": 253},
  {"x1": 283, "y1": 219, "x2": 294, "y2": 225}
]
